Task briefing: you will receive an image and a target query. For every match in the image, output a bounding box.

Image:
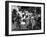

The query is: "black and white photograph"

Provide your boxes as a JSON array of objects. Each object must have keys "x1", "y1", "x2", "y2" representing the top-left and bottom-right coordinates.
[
  {"x1": 12, "y1": 6, "x2": 41, "y2": 31},
  {"x1": 5, "y1": 1, "x2": 45, "y2": 36}
]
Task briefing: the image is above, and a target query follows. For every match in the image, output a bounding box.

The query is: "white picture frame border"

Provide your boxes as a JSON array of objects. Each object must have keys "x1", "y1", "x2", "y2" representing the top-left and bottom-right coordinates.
[{"x1": 5, "y1": 1, "x2": 45, "y2": 36}]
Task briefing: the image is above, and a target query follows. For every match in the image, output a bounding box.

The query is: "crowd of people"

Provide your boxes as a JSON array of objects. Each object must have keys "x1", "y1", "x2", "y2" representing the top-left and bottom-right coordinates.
[{"x1": 12, "y1": 6, "x2": 41, "y2": 31}]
